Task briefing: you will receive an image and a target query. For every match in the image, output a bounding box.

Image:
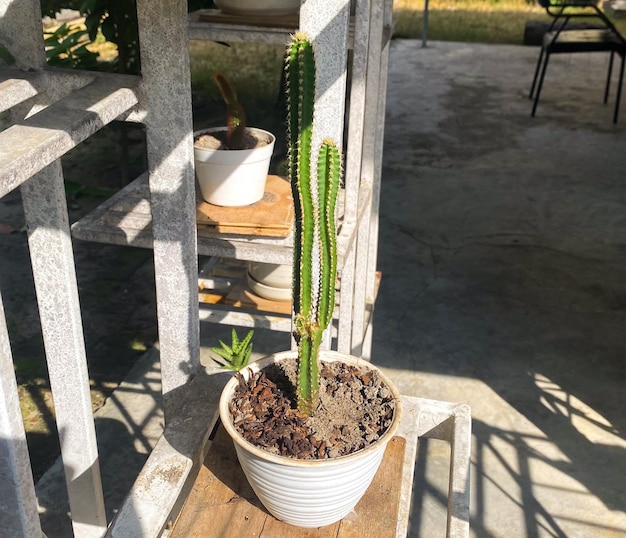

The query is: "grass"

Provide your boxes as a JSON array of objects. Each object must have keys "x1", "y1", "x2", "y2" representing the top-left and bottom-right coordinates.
[
  {"x1": 393, "y1": 0, "x2": 626, "y2": 43},
  {"x1": 39, "y1": 2, "x2": 626, "y2": 122},
  {"x1": 394, "y1": 0, "x2": 545, "y2": 44},
  {"x1": 185, "y1": 0, "x2": 626, "y2": 112},
  {"x1": 189, "y1": 40, "x2": 286, "y2": 131}
]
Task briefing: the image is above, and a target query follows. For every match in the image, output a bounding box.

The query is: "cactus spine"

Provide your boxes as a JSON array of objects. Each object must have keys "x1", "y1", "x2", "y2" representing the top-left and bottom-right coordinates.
[{"x1": 287, "y1": 33, "x2": 341, "y2": 416}]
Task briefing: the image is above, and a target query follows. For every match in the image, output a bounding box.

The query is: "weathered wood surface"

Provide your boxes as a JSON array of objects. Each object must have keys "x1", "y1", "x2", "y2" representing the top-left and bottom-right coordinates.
[
  {"x1": 196, "y1": 175, "x2": 293, "y2": 237},
  {"x1": 169, "y1": 425, "x2": 406, "y2": 538},
  {"x1": 197, "y1": 8, "x2": 299, "y2": 29}
]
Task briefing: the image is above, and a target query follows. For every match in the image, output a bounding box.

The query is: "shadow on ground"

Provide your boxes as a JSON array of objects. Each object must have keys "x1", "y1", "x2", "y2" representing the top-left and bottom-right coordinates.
[{"x1": 372, "y1": 40, "x2": 626, "y2": 537}]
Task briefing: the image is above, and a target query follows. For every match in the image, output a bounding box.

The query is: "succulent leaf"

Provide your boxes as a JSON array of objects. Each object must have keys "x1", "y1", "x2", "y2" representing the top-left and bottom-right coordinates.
[{"x1": 211, "y1": 329, "x2": 254, "y2": 371}]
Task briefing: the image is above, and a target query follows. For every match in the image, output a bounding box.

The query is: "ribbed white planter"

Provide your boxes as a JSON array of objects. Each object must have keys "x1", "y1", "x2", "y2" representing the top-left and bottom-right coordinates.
[
  {"x1": 193, "y1": 127, "x2": 275, "y2": 206},
  {"x1": 219, "y1": 350, "x2": 402, "y2": 528}
]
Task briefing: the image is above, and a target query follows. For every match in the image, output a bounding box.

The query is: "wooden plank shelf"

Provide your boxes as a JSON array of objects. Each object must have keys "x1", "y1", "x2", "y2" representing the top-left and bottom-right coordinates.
[
  {"x1": 197, "y1": 9, "x2": 299, "y2": 29},
  {"x1": 196, "y1": 258, "x2": 381, "y2": 334},
  {"x1": 197, "y1": 257, "x2": 293, "y2": 331},
  {"x1": 106, "y1": 391, "x2": 471, "y2": 537},
  {"x1": 196, "y1": 175, "x2": 293, "y2": 237},
  {"x1": 71, "y1": 172, "x2": 295, "y2": 263},
  {"x1": 169, "y1": 424, "x2": 407, "y2": 538},
  {"x1": 187, "y1": 9, "x2": 392, "y2": 52},
  {"x1": 188, "y1": 9, "x2": 357, "y2": 47},
  {"x1": 71, "y1": 172, "x2": 371, "y2": 267},
  {"x1": 189, "y1": 8, "x2": 405, "y2": 52}
]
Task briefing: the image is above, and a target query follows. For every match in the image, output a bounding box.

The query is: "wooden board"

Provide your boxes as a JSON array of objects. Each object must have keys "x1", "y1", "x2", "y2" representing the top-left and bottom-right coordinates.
[
  {"x1": 170, "y1": 425, "x2": 406, "y2": 538},
  {"x1": 196, "y1": 175, "x2": 293, "y2": 237},
  {"x1": 197, "y1": 8, "x2": 299, "y2": 29},
  {"x1": 225, "y1": 280, "x2": 292, "y2": 315}
]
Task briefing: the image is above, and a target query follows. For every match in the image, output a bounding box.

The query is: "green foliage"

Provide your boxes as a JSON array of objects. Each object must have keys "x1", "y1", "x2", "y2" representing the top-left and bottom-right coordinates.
[
  {"x1": 286, "y1": 33, "x2": 341, "y2": 417},
  {"x1": 211, "y1": 329, "x2": 254, "y2": 371},
  {"x1": 213, "y1": 72, "x2": 247, "y2": 149},
  {"x1": 41, "y1": 1, "x2": 211, "y2": 74},
  {"x1": 81, "y1": 0, "x2": 139, "y2": 74},
  {"x1": 44, "y1": 22, "x2": 100, "y2": 69},
  {"x1": 41, "y1": 0, "x2": 139, "y2": 73}
]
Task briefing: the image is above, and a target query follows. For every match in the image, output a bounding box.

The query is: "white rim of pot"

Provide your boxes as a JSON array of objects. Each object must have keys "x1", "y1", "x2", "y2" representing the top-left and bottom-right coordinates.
[
  {"x1": 193, "y1": 126, "x2": 276, "y2": 152},
  {"x1": 219, "y1": 349, "x2": 403, "y2": 467}
]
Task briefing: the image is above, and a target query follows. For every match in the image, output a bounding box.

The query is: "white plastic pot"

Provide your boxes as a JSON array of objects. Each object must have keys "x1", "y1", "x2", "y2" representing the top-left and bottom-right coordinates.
[
  {"x1": 193, "y1": 127, "x2": 275, "y2": 207},
  {"x1": 219, "y1": 350, "x2": 402, "y2": 528}
]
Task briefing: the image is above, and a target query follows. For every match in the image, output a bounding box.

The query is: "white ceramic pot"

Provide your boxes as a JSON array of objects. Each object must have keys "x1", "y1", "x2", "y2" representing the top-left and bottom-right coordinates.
[
  {"x1": 219, "y1": 350, "x2": 402, "y2": 528},
  {"x1": 193, "y1": 127, "x2": 275, "y2": 207},
  {"x1": 247, "y1": 261, "x2": 292, "y2": 301},
  {"x1": 215, "y1": 0, "x2": 301, "y2": 17}
]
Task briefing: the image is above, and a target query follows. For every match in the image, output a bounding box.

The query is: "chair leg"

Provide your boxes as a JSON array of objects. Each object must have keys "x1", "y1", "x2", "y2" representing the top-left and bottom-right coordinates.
[
  {"x1": 605, "y1": 51, "x2": 615, "y2": 104},
  {"x1": 530, "y1": 47, "x2": 546, "y2": 99},
  {"x1": 613, "y1": 53, "x2": 625, "y2": 123},
  {"x1": 532, "y1": 51, "x2": 551, "y2": 117}
]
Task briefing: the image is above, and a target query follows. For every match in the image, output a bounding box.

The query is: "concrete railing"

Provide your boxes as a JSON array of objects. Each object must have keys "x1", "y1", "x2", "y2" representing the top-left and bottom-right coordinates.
[
  {"x1": 0, "y1": 0, "x2": 200, "y2": 535},
  {"x1": 0, "y1": 0, "x2": 385, "y2": 535}
]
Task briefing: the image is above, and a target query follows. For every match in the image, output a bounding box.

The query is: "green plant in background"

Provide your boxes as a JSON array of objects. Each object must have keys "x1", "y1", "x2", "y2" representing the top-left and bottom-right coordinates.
[
  {"x1": 211, "y1": 329, "x2": 254, "y2": 371},
  {"x1": 41, "y1": 0, "x2": 139, "y2": 73},
  {"x1": 286, "y1": 33, "x2": 341, "y2": 417},
  {"x1": 40, "y1": 0, "x2": 209, "y2": 74},
  {"x1": 44, "y1": 22, "x2": 100, "y2": 69},
  {"x1": 213, "y1": 72, "x2": 247, "y2": 150},
  {"x1": 81, "y1": 0, "x2": 139, "y2": 74}
]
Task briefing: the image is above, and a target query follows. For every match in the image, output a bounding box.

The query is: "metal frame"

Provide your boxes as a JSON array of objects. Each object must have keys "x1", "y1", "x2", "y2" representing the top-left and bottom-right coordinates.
[{"x1": 529, "y1": 0, "x2": 626, "y2": 123}]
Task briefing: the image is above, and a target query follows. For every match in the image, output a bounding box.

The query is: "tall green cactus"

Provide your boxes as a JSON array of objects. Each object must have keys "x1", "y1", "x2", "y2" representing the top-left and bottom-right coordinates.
[{"x1": 286, "y1": 33, "x2": 341, "y2": 416}]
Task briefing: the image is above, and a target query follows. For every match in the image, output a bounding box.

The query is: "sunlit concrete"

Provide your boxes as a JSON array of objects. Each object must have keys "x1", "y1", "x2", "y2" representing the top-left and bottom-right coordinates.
[{"x1": 374, "y1": 40, "x2": 626, "y2": 538}]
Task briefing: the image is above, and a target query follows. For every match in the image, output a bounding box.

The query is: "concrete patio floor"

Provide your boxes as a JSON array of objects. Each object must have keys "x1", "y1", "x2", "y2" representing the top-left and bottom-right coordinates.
[
  {"x1": 37, "y1": 40, "x2": 626, "y2": 537},
  {"x1": 377, "y1": 39, "x2": 626, "y2": 538}
]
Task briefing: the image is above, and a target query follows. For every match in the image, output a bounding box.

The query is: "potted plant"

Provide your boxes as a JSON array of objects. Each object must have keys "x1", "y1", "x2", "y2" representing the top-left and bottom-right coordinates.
[
  {"x1": 194, "y1": 72, "x2": 275, "y2": 206},
  {"x1": 218, "y1": 33, "x2": 402, "y2": 528},
  {"x1": 210, "y1": 328, "x2": 254, "y2": 371}
]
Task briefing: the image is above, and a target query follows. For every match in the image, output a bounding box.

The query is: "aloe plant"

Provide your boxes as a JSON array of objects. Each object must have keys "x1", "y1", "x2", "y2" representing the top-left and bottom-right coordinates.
[
  {"x1": 211, "y1": 329, "x2": 254, "y2": 371},
  {"x1": 213, "y1": 72, "x2": 247, "y2": 149},
  {"x1": 287, "y1": 33, "x2": 341, "y2": 416}
]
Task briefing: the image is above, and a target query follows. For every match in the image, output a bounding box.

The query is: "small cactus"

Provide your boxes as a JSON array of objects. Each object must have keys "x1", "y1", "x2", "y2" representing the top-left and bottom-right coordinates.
[
  {"x1": 214, "y1": 72, "x2": 247, "y2": 149},
  {"x1": 287, "y1": 33, "x2": 341, "y2": 416},
  {"x1": 211, "y1": 329, "x2": 254, "y2": 371}
]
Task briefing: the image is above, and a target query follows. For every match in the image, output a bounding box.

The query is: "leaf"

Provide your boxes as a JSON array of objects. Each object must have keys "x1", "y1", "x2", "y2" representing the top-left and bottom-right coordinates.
[
  {"x1": 231, "y1": 328, "x2": 240, "y2": 349},
  {"x1": 101, "y1": 16, "x2": 117, "y2": 42},
  {"x1": 210, "y1": 330, "x2": 254, "y2": 371}
]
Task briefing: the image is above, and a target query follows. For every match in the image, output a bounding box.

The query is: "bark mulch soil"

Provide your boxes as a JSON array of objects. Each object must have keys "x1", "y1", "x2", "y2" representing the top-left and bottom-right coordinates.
[{"x1": 227, "y1": 358, "x2": 397, "y2": 459}]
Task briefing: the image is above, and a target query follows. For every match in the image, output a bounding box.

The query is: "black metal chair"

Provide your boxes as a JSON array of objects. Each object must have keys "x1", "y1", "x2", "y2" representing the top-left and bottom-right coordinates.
[{"x1": 530, "y1": 0, "x2": 626, "y2": 123}]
